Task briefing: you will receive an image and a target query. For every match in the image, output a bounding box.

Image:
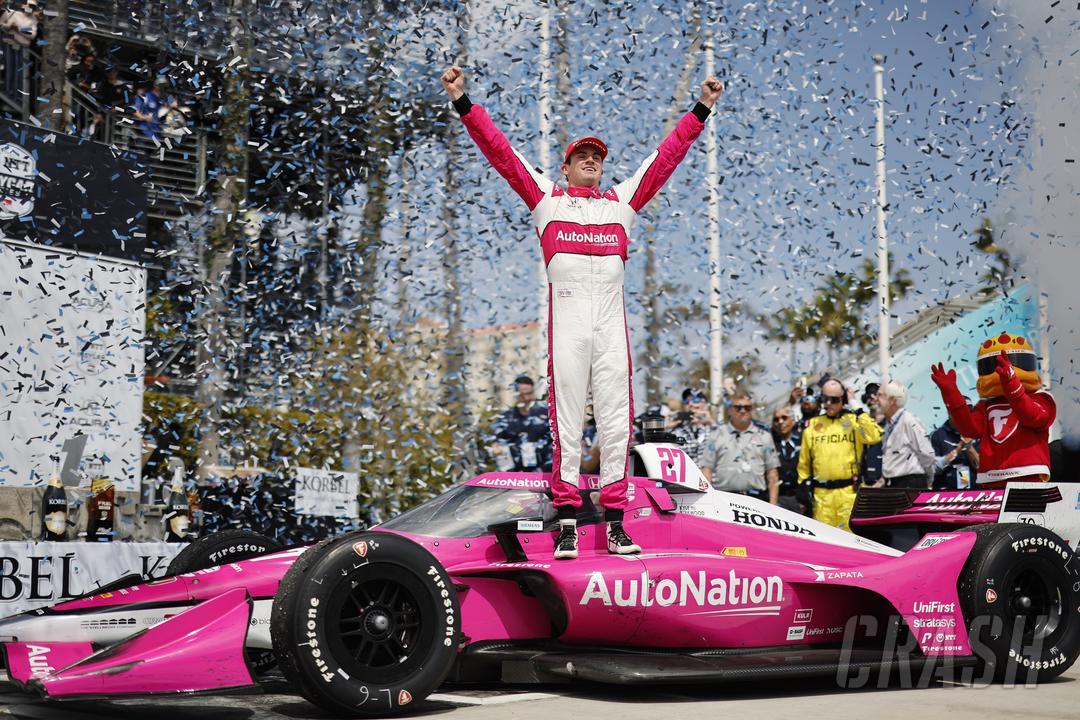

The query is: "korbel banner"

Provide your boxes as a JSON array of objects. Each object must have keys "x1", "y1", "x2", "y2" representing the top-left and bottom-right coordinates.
[
  {"x1": 293, "y1": 468, "x2": 360, "y2": 518},
  {"x1": 0, "y1": 542, "x2": 183, "y2": 617}
]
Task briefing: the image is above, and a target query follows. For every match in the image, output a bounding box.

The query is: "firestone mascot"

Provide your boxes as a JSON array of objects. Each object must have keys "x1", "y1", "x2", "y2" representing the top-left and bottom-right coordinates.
[{"x1": 930, "y1": 332, "x2": 1055, "y2": 487}]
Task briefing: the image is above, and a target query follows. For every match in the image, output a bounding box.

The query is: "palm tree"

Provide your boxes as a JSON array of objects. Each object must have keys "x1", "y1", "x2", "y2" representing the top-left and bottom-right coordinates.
[{"x1": 971, "y1": 218, "x2": 1012, "y2": 294}]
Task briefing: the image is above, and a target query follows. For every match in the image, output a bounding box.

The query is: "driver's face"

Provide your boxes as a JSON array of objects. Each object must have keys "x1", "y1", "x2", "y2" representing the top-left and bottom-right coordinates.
[{"x1": 562, "y1": 147, "x2": 604, "y2": 187}]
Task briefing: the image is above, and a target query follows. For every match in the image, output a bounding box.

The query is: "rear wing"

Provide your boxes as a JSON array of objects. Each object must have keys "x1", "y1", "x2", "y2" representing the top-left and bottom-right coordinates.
[{"x1": 998, "y1": 482, "x2": 1080, "y2": 550}]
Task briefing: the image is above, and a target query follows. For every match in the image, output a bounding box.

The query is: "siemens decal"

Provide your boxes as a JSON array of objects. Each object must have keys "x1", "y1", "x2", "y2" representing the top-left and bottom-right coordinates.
[
  {"x1": 579, "y1": 570, "x2": 783, "y2": 609},
  {"x1": 554, "y1": 229, "x2": 620, "y2": 245}
]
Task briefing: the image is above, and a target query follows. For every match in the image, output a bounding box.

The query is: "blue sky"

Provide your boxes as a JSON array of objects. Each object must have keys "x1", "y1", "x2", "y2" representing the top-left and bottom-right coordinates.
[{"x1": 365, "y1": 0, "x2": 1073, "y2": 404}]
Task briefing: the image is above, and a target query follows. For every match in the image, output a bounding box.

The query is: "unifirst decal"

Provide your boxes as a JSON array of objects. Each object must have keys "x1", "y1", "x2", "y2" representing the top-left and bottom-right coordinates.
[{"x1": 579, "y1": 570, "x2": 783, "y2": 609}]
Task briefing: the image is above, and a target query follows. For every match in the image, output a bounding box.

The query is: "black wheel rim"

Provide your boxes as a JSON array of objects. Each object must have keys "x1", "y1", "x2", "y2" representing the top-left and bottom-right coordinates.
[
  {"x1": 1008, "y1": 565, "x2": 1063, "y2": 644},
  {"x1": 324, "y1": 564, "x2": 436, "y2": 684}
]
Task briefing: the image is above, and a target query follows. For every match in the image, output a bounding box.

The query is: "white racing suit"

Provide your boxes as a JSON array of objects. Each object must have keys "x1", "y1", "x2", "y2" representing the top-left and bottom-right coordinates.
[{"x1": 456, "y1": 95, "x2": 709, "y2": 518}]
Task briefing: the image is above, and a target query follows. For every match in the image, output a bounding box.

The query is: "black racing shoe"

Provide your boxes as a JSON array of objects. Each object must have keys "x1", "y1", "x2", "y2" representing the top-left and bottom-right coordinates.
[
  {"x1": 607, "y1": 522, "x2": 641, "y2": 555},
  {"x1": 553, "y1": 523, "x2": 578, "y2": 560}
]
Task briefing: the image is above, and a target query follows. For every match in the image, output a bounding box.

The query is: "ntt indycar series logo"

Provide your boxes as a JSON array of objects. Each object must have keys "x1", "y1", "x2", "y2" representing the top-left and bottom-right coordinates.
[
  {"x1": 580, "y1": 570, "x2": 783, "y2": 614},
  {"x1": 554, "y1": 229, "x2": 620, "y2": 246}
]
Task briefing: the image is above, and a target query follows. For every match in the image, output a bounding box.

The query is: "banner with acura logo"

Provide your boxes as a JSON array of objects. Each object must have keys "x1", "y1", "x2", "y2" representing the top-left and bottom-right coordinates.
[
  {"x1": 0, "y1": 240, "x2": 145, "y2": 490},
  {"x1": 0, "y1": 542, "x2": 183, "y2": 617}
]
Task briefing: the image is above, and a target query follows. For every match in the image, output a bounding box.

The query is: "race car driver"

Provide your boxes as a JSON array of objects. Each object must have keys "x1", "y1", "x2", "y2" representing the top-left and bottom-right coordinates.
[
  {"x1": 931, "y1": 332, "x2": 1055, "y2": 486},
  {"x1": 440, "y1": 65, "x2": 723, "y2": 559},
  {"x1": 797, "y1": 379, "x2": 882, "y2": 531}
]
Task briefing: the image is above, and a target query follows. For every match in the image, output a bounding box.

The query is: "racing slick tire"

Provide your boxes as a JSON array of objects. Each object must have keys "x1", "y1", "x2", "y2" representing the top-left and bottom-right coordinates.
[
  {"x1": 166, "y1": 529, "x2": 283, "y2": 575},
  {"x1": 270, "y1": 532, "x2": 460, "y2": 716},
  {"x1": 166, "y1": 530, "x2": 284, "y2": 674},
  {"x1": 958, "y1": 523, "x2": 1080, "y2": 683}
]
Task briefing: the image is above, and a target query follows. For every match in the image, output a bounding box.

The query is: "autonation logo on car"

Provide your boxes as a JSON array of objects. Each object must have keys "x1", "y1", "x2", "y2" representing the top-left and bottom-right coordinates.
[{"x1": 579, "y1": 570, "x2": 783, "y2": 613}]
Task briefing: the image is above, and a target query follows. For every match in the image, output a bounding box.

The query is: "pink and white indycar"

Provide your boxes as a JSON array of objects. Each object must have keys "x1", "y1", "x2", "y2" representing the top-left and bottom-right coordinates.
[{"x1": 1, "y1": 442, "x2": 1078, "y2": 716}]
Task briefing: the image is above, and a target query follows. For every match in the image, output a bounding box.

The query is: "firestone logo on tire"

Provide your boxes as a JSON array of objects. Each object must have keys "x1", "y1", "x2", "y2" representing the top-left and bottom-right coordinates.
[
  {"x1": 353, "y1": 541, "x2": 368, "y2": 557},
  {"x1": 398, "y1": 690, "x2": 412, "y2": 706}
]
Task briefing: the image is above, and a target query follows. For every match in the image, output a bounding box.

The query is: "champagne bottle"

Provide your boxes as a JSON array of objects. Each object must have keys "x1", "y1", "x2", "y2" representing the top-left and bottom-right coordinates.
[
  {"x1": 86, "y1": 477, "x2": 115, "y2": 542},
  {"x1": 40, "y1": 473, "x2": 68, "y2": 541},
  {"x1": 163, "y1": 466, "x2": 190, "y2": 542}
]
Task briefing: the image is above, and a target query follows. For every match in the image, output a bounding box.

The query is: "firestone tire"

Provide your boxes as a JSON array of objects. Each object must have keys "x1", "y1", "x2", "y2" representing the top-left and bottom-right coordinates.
[
  {"x1": 166, "y1": 529, "x2": 284, "y2": 674},
  {"x1": 270, "y1": 532, "x2": 460, "y2": 716},
  {"x1": 166, "y1": 529, "x2": 283, "y2": 576},
  {"x1": 958, "y1": 523, "x2": 1080, "y2": 683}
]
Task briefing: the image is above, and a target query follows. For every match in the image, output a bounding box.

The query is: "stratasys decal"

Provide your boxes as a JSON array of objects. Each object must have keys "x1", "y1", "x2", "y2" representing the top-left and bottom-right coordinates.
[{"x1": 579, "y1": 569, "x2": 783, "y2": 612}]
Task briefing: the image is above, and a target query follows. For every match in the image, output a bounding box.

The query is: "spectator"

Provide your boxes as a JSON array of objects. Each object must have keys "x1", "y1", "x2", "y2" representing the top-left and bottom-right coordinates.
[
  {"x1": 796, "y1": 387, "x2": 820, "y2": 433},
  {"x1": 97, "y1": 66, "x2": 131, "y2": 112},
  {"x1": 701, "y1": 392, "x2": 780, "y2": 504},
  {"x1": 879, "y1": 381, "x2": 935, "y2": 489},
  {"x1": 0, "y1": 2, "x2": 40, "y2": 47},
  {"x1": 491, "y1": 375, "x2": 552, "y2": 472},
  {"x1": 670, "y1": 387, "x2": 717, "y2": 465},
  {"x1": 66, "y1": 51, "x2": 103, "y2": 93},
  {"x1": 859, "y1": 382, "x2": 884, "y2": 486},
  {"x1": 797, "y1": 379, "x2": 881, "y2": 530},
  {"x1": 156, "y1": 78, "x2": 190, "y2": 139},
  {"x1": 770, "y1": 406, "x2": 804, "y2": 514},
  {"x1": 930, "y1": 417, "x2": 979, "y2": 490},
  {"x1": 65, "y1": 33, "x2": 95, "y2": 71},
  {"x1": 132, "y1": 81, "x2": 162, "y2": 140}
]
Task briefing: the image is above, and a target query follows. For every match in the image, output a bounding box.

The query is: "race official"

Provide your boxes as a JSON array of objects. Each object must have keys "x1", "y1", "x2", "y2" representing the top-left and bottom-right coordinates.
[
  {"x1": 702, "y1": 393, "x2": 780, "y2": 504},
  {"x1": 797, "y1": 379, "x2": 882, "y2": 531}
]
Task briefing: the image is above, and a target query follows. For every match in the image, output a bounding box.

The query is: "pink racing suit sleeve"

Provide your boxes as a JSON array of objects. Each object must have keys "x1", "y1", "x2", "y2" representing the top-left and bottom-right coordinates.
[
  {"x1": 614, "y1": 110, "x2": 706, "y2": 212},
  {"x1": 460, "y1": 104, "x2": 553, "y2": 211}
]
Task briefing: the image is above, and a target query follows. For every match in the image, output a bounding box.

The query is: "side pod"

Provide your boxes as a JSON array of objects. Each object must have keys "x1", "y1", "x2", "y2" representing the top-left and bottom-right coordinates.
[{"x1": 34, "y1": 587, "x2": 257, "y2": 699}]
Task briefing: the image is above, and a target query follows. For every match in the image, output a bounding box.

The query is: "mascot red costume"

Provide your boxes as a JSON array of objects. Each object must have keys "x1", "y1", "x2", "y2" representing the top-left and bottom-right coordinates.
[{"x1": 930, "y1": 332, "x2": 1055, "y2": 487}]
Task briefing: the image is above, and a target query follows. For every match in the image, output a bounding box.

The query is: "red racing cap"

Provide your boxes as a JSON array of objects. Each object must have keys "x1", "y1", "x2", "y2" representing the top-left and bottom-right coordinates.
[{"x1": 563, "y1": 136, "x2": 608, "y2": 164}]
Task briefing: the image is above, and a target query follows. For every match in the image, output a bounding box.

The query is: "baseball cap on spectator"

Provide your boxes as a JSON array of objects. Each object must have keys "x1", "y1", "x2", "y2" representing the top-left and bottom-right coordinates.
[
  {"x1": 513, "y1": 375, "x2": 534, "y2": 387},
  {"x1": 564, "y1": 136, "x2": 608, "y2": 163},
  {"x1": 682, "y1": 387, "x2": 707, "y2": 403}
]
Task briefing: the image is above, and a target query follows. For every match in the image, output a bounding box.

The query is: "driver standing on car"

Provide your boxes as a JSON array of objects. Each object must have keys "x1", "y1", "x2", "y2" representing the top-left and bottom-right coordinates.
[{"x1": 441, "y1": 65, "x2": 722, "y2": 560}]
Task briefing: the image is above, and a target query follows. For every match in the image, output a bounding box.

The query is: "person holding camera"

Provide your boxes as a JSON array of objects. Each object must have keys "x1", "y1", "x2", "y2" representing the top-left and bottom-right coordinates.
[
  {"x1": 796, "y1": 379, "x2": 882, "y2": 530},
  {"x1": 670, "y1": 388, "x2": 717, "y2": 465}
]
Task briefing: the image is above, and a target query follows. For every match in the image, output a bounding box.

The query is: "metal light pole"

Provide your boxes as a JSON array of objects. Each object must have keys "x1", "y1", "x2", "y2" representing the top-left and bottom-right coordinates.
[
  {"x1": 536, "y1": 1, "x2": 552, "y2": 378},
  {"x1": 872, "y1": 54, "x2": 891, "y2": 384},
  {"x1": 706, "y1": 35, "x2": 723, "y2": 405}
]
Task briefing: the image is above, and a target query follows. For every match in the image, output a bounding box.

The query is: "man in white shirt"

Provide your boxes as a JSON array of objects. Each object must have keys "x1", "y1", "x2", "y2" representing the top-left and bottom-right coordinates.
[{"x1": 879, "y1": 381, "x2": 936, "y2": 488}]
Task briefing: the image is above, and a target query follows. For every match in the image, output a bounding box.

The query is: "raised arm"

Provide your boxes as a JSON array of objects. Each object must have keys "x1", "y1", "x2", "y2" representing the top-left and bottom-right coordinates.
[
  {"x1": 996, "y1": 352, "x2": 1056, "y2": 429},
  {"x1": 931, "y1": 363, "x2": 985, "y2": 439},
  {"x1": 614, "y1": 76, "x2": 723, "y2": 211},
  {"x1": 441, "y1": 66, "x2": 551, "y2": 210}
]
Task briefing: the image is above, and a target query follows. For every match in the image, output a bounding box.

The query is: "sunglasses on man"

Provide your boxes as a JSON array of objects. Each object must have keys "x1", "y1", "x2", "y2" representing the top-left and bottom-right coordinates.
[{"x1": 730, "y1": 404, "x2": 753, "y2": 412}]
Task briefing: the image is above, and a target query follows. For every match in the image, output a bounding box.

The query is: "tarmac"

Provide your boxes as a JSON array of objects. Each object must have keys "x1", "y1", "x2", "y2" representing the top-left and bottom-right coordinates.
[{"x1": 0, "y1": 665, "x2": 1076, "y2": 720}]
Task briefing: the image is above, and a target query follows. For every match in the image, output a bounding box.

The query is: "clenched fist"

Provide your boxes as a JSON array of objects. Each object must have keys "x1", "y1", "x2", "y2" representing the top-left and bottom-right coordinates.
[
  {"x1": 441, "y1": 66, "x2": 466, "y2": 100},
  {"x1": 699, "y1": 76, "x2": 723, "y2": 108}
]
